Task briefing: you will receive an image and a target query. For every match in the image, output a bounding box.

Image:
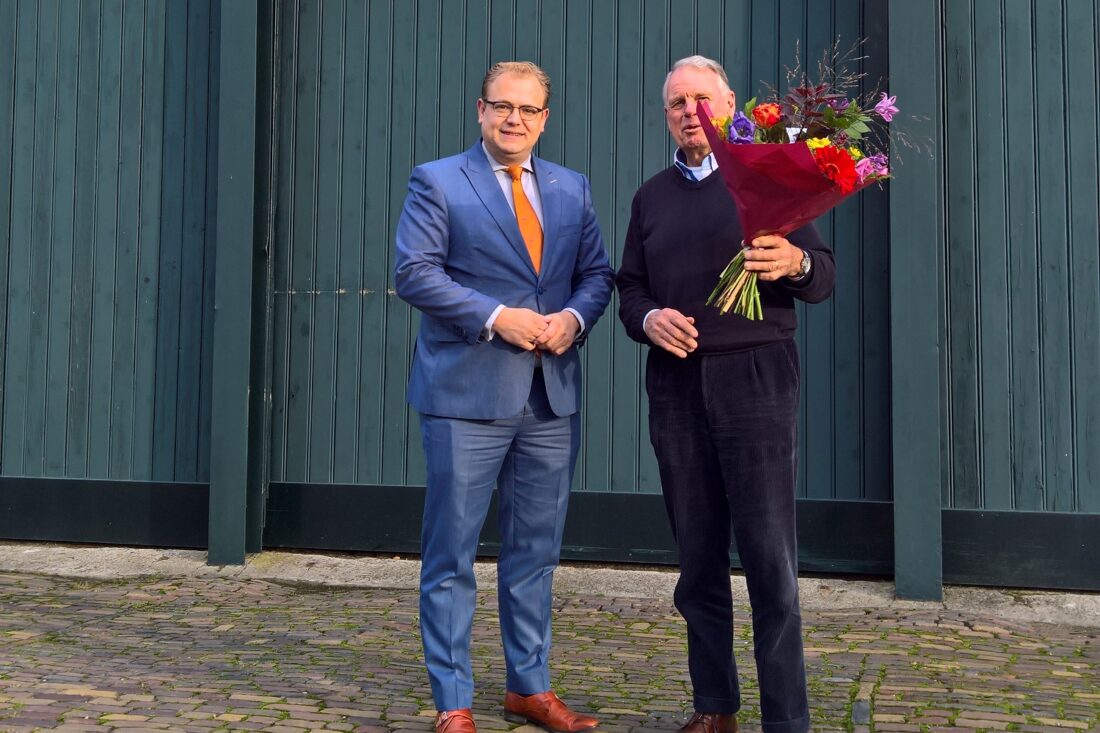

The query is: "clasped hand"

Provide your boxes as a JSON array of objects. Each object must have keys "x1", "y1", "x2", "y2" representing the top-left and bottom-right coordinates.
[{"x1": 494, "y1": 307, "x2": 579, "y2": 356}]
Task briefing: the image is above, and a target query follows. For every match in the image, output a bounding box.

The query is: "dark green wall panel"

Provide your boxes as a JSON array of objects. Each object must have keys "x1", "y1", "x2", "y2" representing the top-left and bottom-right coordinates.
[
  {"x1": 0, "y1": 0, "x2": 217, "y2": 482},
  {"x1": 942, "y1": 0, "x2": 1100, "y2": 514},
  {"x1": 268, "y1": 0, "x2": 893, "y2": 503}
]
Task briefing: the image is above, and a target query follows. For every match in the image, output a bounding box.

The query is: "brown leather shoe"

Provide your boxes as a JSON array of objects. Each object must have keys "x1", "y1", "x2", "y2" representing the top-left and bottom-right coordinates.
[
  {"x1": 435, "y1": 708, "x2": 477, "y2": 733},
  {"x1": 503, "y1": 690, "x2": 598, "y2": 732},
  {"x1": 678, "y1": 712, "x2": 738, "y2": 733}
]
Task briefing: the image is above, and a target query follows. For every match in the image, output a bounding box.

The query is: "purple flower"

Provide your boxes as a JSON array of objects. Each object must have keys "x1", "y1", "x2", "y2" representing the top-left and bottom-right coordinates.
[
  {"x1": 873, "y1": 93, "x2": 898, "y2": 122},
  {"x1": 826, "y1": 97, "x2": 850, "y2": 112},
  {"x1": 855, "y1": 152, "x2": 889, "y2": 182},
  {"x1": 728, "y1": 110, "x2": 756, "y2": 144}
]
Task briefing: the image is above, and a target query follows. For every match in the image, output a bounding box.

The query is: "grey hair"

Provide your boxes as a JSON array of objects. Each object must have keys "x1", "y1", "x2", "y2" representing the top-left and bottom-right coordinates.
[{"x1": 662, "y1": 55, "x2": 732, "y2": 104}]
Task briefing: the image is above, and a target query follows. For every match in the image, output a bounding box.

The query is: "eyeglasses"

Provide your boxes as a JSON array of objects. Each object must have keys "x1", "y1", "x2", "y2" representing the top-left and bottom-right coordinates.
[{"x1": 481, "y1": 98, "x2": 546, "y2": 121}]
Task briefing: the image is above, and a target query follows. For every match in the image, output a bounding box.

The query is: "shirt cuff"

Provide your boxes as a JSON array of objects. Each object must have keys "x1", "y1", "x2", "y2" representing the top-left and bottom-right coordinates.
[
  {"x1": 483, "y1": 304, "x2": 507, "y2": 341},
  {"x1": 563, "y1": 307, "x2": 586, "y2": 334},
  {"x1": 642, "y1": 308, "x2": 660, "y2": 333}
]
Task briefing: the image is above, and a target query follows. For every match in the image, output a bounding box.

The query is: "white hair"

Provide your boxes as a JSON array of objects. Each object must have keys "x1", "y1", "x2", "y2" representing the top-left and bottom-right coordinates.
[{"x1": 662, "y1": 55, "x2": 732, "y2": 104}]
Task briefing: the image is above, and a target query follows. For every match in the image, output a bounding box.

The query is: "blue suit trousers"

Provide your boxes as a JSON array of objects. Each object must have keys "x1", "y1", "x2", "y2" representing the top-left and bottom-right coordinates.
[{"x1": 418, "y1": 371, "x2": 580, "y2": 711}]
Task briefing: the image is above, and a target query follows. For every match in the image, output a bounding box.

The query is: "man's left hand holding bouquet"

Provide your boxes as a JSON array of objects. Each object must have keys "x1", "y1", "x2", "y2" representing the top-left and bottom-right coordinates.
[{"x1": 742, "y1": 234, "x2": 809, "y2": 282}]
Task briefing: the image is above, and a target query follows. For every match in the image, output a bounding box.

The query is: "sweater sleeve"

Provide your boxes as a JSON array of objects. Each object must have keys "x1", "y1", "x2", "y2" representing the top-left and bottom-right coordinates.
[
  {"x1": 780, "y1": 222, "x2": 836, "y2": 304},
  {"x1": 615, "y1": 192, "x2": 662, "y2": 344}
]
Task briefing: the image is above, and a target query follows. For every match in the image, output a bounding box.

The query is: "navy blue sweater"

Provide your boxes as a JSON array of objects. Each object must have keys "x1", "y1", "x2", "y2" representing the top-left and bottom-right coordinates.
[{"x1": 616, "y1": 166, "x2": 836, "y2": 354}]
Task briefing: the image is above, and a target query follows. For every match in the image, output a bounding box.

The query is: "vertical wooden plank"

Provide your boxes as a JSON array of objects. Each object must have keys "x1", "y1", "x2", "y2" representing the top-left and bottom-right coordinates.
[
  {"x1": 208, "y1": 0, "x2": 259, "y2": 565},
  {"x1": 489, "y1": 0, "x2": 515, "y2": 63},
  {"x1": 355, "y1": 0, "x2": 394, "y2": 484},
  {"x1": 561, "y1": 0, "x2": 590, "y2": 487},
  {"x1": 634, "y1": 0, "x2": 671, "y2": 495},
  {"x1": 270, "y1": 0, "x2": 299, "y2": 482},
  {"x1": 173, "y1": 0, "x2": 212, "y2": 481},
  {"x1": 580, "y1": 0, "x2": 615, "y2": 491},
  {"x1": 667, "y1": 0, "x2": 694, "y2": 63},
  {"x1": 196, "y1": 2, "x2": 220, "y2": 484},
  {"x1": 284, "y1": 0, "x2": 320, "y2": 483},
  {"x1": 860, "y1": 0, "x2": 891, "y2": 502},
  {"x1": 404, "y1": 0, "x2": 442, "y2": 487},
  {"x1": 534, "y1": 0, "x2": 564, "y2": 165},
  {"x1": 87, "y1": 0, "x2": 122, "y2": 479},
  {"x1": 462, "y1": 0, "x2": 489, "y2": 148},
  {"x1": 1065, "y1": 0, "x2": 1100, "y2": 513},
  {"x1": 43, "y1": 0, "x2": 79, "y2": 477},
  {"x1": 0, "y1": 0, "x2": 17, "y2": 468},
  {"x1": 514, "y1": 0, "x2": 538, "y2": 62},
  {"x1": 944, "y1": 0, "x2": 980, "y2": 508},
  {"x1": 308, "y1": 0, "x2": 346, "y2": 483},
  {"x1": 889, "y1": 0, "x2": 943, "y2": 600},
  {"x1": 695, "y1": 0, "x2": 723, "y2": 60},
  {"x1": 972, "y1": 1, "x2": 1012, "y2": 510},
  {"x1": 828, "y1": 0, "x2": 865, "y2": 500},
  {"x1": 800, "y1": 1, "x2": 837, "y2": 501},
  {"x1": 106, "y1": 0, "x2": 145, "y2": 478},
  {"x1": 1002, "y1": 4, "x2": 1044, "y2": 511},
  {"x1": 131, "y1": 1, "x2": 167, "y2": 480},
  {"x1": 722, "y1": 0, "x2": 752, "y2": 104},
  {"x1": 152, "y1": 0, "x2": 187, "y2": 481},
  {"x1": 777, "y1": 0, "x2": 805, "y2": 76},
  {"x1": 66, "y1": 0, "x2": 102, "y2": 478},
  {"x1": 1034, "y1": 1, "x2": 1073, "y2": 512},
  {"x1": 609, "y1": 0, "x2": 642, "y2": 493},
  {"x1": 437, "y1": 0, "x2": 467, "y2": 162},
  {"x1": 381, "y1": 0, "x2": 415, "y2": 485},
  {"x1": 0, "y1": 0, "x2": 18, "y2": 473},
  {"x1": 749, "y1": 0, "x2": 779, "y2": 98},
  {"x1": 561, "y1": 0, "x2": 592, "y2": 235},
  {"x1": 331, "y1": 0, "x2": 367, "y2": 485},
  {"x1": 2, "y1": 0, "x2": 38, "y2": 477},
  {"x1": 20, "y1": 0, "x2": 59, "y2": 477},
  {"x1": 246, "y1": 0, "x2": 278, "y2": 550}
]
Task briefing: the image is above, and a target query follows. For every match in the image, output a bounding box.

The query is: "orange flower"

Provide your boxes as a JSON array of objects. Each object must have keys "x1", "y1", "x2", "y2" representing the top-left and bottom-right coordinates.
[
  {"x1": 812, "y1": 144, "x2": 858, "y2": 194},
  {"x1": 751, "y1": 102, "x2": 782, "y2": 129}
]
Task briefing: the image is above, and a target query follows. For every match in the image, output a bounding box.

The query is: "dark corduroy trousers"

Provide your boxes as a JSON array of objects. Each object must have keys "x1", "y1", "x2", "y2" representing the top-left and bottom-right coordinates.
[{"x1": 646, "y1": 340, "x2": 809, "y2": 733}]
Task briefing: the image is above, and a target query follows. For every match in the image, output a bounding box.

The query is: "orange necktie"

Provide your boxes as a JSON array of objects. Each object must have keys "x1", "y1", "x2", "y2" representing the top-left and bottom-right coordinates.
[{"x1": 507, "y1": 164, "x2": 543, "y2": 273}]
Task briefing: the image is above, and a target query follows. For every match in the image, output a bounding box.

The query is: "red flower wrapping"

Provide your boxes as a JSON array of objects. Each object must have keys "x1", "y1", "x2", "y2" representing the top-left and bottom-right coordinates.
[{"x1": 697, "y1": 101, "x2": 874, "y2": 240}]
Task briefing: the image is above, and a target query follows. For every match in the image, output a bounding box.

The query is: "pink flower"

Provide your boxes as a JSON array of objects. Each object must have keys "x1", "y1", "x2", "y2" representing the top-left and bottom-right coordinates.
[
  {"x1": 873, "y1": 93, "x2": 898, "y2": 122},
  {"x1": 855, "y1": 153, "x2": 889, "y2": 182}
]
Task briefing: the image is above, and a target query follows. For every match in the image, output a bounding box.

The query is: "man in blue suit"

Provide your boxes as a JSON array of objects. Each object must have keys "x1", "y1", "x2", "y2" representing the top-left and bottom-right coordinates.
[{"x1": 394, "y1": 61, "x2": 613, "y2": 733}]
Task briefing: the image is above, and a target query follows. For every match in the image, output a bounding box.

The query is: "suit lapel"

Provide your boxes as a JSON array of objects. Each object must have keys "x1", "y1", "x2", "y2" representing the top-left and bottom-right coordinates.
[
  {"x1": 532, "y1": 156, "x2": 560, "y2": 282},
  {"x1": 462, "y1": 143, "x2": 537, "y2": 277}
]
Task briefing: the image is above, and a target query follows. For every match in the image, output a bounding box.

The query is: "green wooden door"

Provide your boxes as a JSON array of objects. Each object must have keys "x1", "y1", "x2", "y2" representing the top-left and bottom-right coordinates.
[
  {"x1": 935, "y1": 0, "x2": 1100, "y2": 587},
  {"x1": 263, "y1": 0, "x2": 894, "y2": 572},
  {"x1": 0, "y1": 0, "x2": 220, "y2": 547},
  {"x1": 0, "y1": 0, "x2": 219, "y2": 483}
]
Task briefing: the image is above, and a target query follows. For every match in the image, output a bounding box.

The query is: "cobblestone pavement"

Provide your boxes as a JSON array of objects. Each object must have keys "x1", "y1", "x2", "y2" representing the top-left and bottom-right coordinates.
[{"x1": 0, "y1": 572, "x2": 1097, "y2": 733}]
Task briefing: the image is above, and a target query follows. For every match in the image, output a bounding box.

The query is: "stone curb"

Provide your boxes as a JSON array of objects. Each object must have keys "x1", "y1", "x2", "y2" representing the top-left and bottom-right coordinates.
[{"x1": 1, "y1": 541, "x2": 1098, "y2": 628}]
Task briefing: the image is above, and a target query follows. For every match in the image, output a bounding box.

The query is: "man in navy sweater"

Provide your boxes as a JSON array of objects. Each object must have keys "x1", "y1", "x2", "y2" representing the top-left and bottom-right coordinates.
[{"x1": 616, "y1": 56, "x2": 836, "y2": 733}]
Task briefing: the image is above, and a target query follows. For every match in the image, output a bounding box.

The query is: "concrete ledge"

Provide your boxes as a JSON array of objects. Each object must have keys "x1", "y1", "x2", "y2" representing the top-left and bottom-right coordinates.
[{"x1": 1, "y1": 540, "x2": 1097, "y2": 628}]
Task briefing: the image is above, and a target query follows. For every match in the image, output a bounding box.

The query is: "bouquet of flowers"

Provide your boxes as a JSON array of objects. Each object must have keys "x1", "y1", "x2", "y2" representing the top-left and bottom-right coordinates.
[{"x1": 700, "y1": 74, "x2": 895, "y2": 319}]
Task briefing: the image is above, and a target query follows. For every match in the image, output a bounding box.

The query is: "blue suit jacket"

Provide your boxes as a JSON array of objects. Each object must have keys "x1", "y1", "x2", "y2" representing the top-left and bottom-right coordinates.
[{"x1": 394, "y1": 143, "x2": 614, "y2": 420}]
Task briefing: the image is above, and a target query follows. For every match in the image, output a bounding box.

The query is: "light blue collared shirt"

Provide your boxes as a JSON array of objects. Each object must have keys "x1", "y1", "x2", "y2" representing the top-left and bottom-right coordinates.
[{"x1": 673, "y1": 149, "x2": 718, "y2": 181}]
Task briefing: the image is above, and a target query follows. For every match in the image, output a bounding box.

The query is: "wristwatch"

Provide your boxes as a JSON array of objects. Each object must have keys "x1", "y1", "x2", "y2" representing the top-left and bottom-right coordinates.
[{"x1": 791, "y1": 249, "x2": 812, "y2": 280}]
